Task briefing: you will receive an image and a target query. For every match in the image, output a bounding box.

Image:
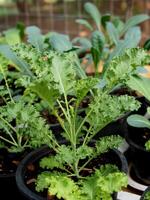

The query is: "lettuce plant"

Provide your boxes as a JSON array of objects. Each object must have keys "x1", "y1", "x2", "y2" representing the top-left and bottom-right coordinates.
[{"x1": 24, "y1": 48, "x2": 145, "y2": 200}]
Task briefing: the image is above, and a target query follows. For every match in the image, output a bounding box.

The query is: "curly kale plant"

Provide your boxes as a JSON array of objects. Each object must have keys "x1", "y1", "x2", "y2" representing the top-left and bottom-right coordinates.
[
  {"x1": 26, "y1": 48, "x2": 144, "y2": 200},
  {"x1": 0, "y1": 99, "x2": 51, "y2": 152}
]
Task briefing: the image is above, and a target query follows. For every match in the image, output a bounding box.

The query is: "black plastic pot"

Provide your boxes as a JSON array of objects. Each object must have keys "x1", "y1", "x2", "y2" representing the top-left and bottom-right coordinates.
[
  {"x1": 140, "y1": 186, "x2": 150, "y2": 200},
  {"x1": 124, "y1": 121, "x2": 150, "y2": 184},
  {"x1": 16, "y1": 145, "x2": 128, "y2": 200}
]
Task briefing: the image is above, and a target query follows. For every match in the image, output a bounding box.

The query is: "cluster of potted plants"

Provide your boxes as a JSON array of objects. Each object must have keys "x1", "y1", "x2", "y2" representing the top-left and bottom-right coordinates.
[{"x1": 0, "y1": 2, "x2": 150, "y2": 200}]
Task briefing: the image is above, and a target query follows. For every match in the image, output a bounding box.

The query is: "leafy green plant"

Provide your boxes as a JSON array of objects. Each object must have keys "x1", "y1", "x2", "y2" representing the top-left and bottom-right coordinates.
[
  {"x1": 23, "y1": 47, "x2": 145, "y2": 200},
  {"x1": 0, "y1": 98, "x2": 51, "y2": 152},
  {"x1": 75, "y1": 2, "x2": 149, "y2": 74},
  {"x1": 127, "y1": 76, "x2": 150, "y2": 151}
]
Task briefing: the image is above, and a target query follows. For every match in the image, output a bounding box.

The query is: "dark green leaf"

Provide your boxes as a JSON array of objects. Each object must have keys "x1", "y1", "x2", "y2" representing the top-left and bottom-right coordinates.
[
  {"x1": 144, "y1": 38, "x2": 150, "y2": 50},
  {"x1": 101, "y1": 14, "x2": 111, "y2": 29},
  {"x1": 91, "y1": 31, "x2": 105, "y2": 68}
]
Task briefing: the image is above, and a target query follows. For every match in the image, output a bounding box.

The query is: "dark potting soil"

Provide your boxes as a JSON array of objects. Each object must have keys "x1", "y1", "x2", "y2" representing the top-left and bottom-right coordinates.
[{"x1": 0, "y1": 148, "x2": 30, "y2": 175}]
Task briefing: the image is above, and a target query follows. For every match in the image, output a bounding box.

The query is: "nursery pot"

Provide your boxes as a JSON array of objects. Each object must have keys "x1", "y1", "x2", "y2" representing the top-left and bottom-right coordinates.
[
  {"x1": 16, "y1": 144, "x2": 128, "y2": 200},
  {"x1": 124, "y1": 122, "x2": 150, "y2": 184},
  {"x1": 0, "y1": 148, "x2": 28, "y2": 199}
]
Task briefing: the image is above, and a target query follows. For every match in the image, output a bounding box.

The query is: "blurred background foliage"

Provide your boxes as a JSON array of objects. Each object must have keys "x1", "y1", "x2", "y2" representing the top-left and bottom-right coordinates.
[{"x1": 0, "y1": 0, "x2": 149, "y2": 43}]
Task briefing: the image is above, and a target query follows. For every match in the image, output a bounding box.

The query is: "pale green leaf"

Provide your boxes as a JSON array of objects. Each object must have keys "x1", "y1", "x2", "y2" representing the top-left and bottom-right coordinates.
[
  {"x1": 26, "y1": 26, "x2": 45, "y2": 52},
  {"x1": 106, "y1": 22, "x2": 119, "y2": 45},
  {"x1": 120, "y1": 14, "x2": 149, "y2": 36},
  {"x1": 51, "y1": 55, "x2": 76, "y2": 95},
  {"x1": 127, "y1": 76, "x2": 150, "y2": 102},
  {"x1": 124, "y1": 26, "x2": 141, "y2": 47},
  {"x1": 50, "y1": 33, "x2": 72, "y2": 52},
  {"x1": 127, "y1": 114, "x2": 150, "y2": 128},
  {"x1": 29, "y1": 80, "x2": 59, "y2": 109},
  {"x1": 76, "y1": 19, "x2": 93, "y2": 31},
  {"x1": 84, "y1": 2, "x2": 101, "y2": 30},
  {"x1": 4, "y1": 28, "x2": 21, "y2": 45},
  {"x1": 0, "y1": 44, "x2": 33, "y2": 77}
]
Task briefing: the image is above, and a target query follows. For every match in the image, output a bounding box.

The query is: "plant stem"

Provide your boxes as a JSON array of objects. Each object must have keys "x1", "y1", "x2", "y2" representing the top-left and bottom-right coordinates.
[
  {"x1": 0, "y1": 117, "x2": 18, "y2": 146},
  {"x1": 0, "y1": 65, "x2": 14, "y2": 103},
  {"x1": 82, "y1": 125, "x2": 93, "y2": 146},
  {"x1": 0, "y1": 135, "x2": 18, "y2": 146},
  {"x1": 78, "y1": 157, "x2": 94, "y2": 173}
]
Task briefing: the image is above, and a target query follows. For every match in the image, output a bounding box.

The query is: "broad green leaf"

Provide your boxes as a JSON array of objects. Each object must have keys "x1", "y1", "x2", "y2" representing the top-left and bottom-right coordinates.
[
  {"x1": 51, "y1": 56, "x2": 75, "y2": 95},
  {"x1": 84, "y1": 2, "x2": 101, "y2": 30},
  {"x1": 108, "y1": 30, "x2": 141, "y2": 63},
  {"x1": 29, "y1": 80, "x2": 59, "y2": 109},
  {"x1": 49, "y1": 33, "x2": 72, "y2": 52},
  {"x1": 4, "y1": 28, "x2": 21, "y2": 45},
  {"x1": 106, "y1": 22, "x2": 119, "y2": 45},
  {"x1": 127, "y1": 76, "x2": 150, "y2": 102},
  {"x1": 76, "y1": 19, "x2": 93, "y2": 31},
  {"x1": 107, "y1": 40, "x2": 132, "y2": 62},
  {"x1": 0, "y1": 44, "x2": 33, "y2": 77},
  {"x1": 127, "y1": 114, "x2": 150, "y2": 128},
  {"x1": 26, "y1": 26, "x2": 45, "y2": 52},
  {"x1": 72, "y1": 37, "x2": 92, "y2": 49},
  {"x1": 120, "y1": 14, "x2": 149, "y2": 36},
  {"x1": 124, "y1": 26, "x2": 141, "y2": 47}
]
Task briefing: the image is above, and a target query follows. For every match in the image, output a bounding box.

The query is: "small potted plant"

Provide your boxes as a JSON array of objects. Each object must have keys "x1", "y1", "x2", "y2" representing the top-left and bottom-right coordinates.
[
  {"x1": 0, "y1": 95, "x2": 51, "y2": 198},
  {"x1": 124, "y1": 76, "x2": 150, "y2": 184},
  {"x1": 15, "y1": 48, "x2": 147, "y2": 200}
]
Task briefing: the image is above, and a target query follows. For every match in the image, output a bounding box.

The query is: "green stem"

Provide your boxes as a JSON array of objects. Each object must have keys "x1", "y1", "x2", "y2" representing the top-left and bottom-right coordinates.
[
  {"x1": 0, "y1": 135, "x2": 18, "y2": 146},
  {"x1": 79, "y1": 156, "x2": 94, "y2": 173},
  {"x1": 52, "y1": 108, "x2": 71, "y2": 141},
  {"x1": 0, "y1": 117, "x2": 18, "y2": 146},
  {"x1": 82, "y1": 125, "x2": 93, "y2": 146},
  {"x1": 0, "y1": 65, "x2": 14, "y2": 103},
  {"x1": 75, "y1": 105, "x2": 95, "y2": 137},
  {"x1": 0, "y1": 116, "x2": 17, "y2": 133}
]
